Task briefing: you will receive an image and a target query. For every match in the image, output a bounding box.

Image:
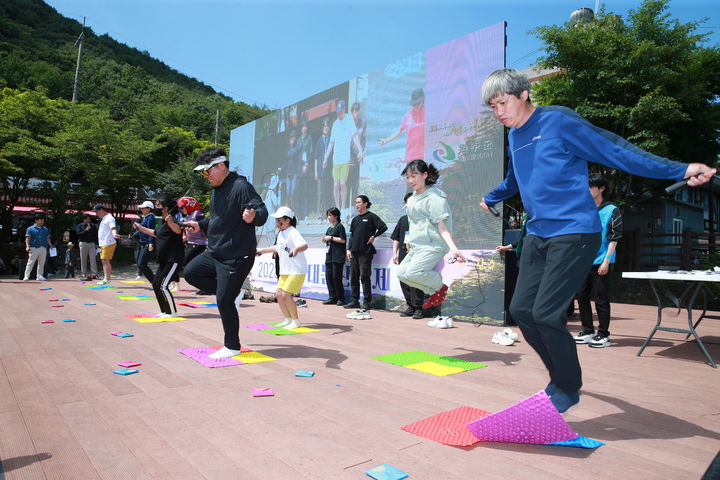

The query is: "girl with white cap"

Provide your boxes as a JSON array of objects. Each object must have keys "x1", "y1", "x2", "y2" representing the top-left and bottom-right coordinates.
[{"x1": 256, "y1": 207, "x2": 308, "y2": 329}]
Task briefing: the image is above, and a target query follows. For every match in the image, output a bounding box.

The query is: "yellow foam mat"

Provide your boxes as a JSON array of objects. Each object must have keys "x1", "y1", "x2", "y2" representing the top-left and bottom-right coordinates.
[
  {"x1": 404, "y1": 361, "x2": 465, "y2": 376},
  {"x1": 120, "y1": 280, "x2": 148, "y2": 284},
  {"x1": 133, "y1": 316, "x2": 189, "y2": 323},
  {"x1": 285, "y1": 327, "x2": 319, "y2": 333},
  {"x1": 232, "y1": 351, "x2": 277, "y2": 363}
]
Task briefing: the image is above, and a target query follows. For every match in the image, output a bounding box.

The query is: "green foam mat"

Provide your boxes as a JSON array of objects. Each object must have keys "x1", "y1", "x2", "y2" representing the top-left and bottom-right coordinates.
[
  {"x1": 373, "y1": 350, "x2": 443, "y2": 366},
  {"x1": 262, "y1": 327, "x2": 302, "y2": 335},
  {"x1": 433, "y1": 356, "x2": 487, "y2": 371}
]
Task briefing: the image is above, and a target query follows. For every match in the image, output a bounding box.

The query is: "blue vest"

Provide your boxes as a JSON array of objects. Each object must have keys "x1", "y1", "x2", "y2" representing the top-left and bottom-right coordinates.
[{"x1": 593, "y1": 204, "x2": 618, "y2": 265}]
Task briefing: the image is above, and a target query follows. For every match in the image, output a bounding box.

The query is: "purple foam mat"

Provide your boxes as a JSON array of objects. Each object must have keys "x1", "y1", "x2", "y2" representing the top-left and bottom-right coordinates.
[
  {"x1": 177, "y1": 346, "x2": 243, "y2": 368},
  {"x1": 466, "y1": 391, "x2": 577, "y2": 444}
]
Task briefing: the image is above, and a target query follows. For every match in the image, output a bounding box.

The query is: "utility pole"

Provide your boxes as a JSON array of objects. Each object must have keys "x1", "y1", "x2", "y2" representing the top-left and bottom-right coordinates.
[
  {"x1": 214, "y1": 109, "x2": 220, "y2": 145},
  {"x1": 71, "y1": 17, "x2": 86, "y2": 102}
]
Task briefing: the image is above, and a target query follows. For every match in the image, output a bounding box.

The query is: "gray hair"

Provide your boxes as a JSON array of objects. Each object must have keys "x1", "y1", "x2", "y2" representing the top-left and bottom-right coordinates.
[{"x1": 481, "y1": 68, "x2": 531, "y2": 105}]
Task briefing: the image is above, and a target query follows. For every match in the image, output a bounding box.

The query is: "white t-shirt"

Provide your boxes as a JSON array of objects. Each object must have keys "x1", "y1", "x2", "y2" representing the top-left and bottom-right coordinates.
[
  {"x1": 97, "y1": 214, "x2": 117, "y2": 247},
  {"x1": 329, "y1": 114, "x2": 355, "y2": 165},
  {"x1": 276, "y1": 226, "x2": 307, "y2": 275}
]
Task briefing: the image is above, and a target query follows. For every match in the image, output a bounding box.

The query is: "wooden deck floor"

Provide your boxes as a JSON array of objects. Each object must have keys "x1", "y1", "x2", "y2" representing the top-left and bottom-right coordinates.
[{"x1": 0, "y1": 276, "x2": 718, "y2": 479}]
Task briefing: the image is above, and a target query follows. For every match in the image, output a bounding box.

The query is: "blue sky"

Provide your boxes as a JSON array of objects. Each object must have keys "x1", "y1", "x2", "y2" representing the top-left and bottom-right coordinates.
[{"x1": 45, "y1": 0, "x2": 718, "y2": 109}]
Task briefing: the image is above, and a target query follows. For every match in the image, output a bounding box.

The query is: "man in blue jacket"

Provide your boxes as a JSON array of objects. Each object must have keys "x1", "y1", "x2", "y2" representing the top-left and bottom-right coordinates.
[{"x1": 480, "y1": 68, "x2": 715, "y2": 413}]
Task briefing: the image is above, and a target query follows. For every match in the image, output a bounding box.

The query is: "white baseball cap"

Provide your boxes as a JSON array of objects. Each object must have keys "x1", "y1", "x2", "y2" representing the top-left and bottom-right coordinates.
[
  {"x1": 139, "y1": 201, "x2": 154, "y2": 210},
  {"x1": 193, "y1": 156, "x2": 227, "y2": 172},
  {"x1": 270, "y1": 206, "x2": 295, "y2": 218}
]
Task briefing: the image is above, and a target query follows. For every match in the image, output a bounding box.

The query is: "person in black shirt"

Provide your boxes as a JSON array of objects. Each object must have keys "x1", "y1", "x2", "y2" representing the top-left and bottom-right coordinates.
[
  {"x1": 321, "y1": 207, "x2": 347, "y2": 305},
  {"x1": 344, "y1": 195, "x2": 387, "y2": 309},
  {"x1": 391, "y1": 192, "x2": 425, "y2": 319},
  {"x1": 184, "y1": 147, "x2": 268, "y2": 359},
  {"x1": 76, "y1": 214, "x2": 99, "y2": 280},
  {"x1": 133, "y1": 195, "x2": 184, "y2": 317}
]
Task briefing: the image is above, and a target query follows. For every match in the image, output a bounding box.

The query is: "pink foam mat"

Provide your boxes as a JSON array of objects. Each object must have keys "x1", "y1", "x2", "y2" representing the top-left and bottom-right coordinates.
[
  {"x1": 177, "y1": 346, "x2": 243, "y2": 368},
  {"x1": 243, "y1": 323, "x2": 275, "y2": 330},
  {"x1": 401, "y1": 406, "x2": 492, "y2": 446},
  {"x1": 466, "y1": 391, "x2": 577, "y2": 444}
]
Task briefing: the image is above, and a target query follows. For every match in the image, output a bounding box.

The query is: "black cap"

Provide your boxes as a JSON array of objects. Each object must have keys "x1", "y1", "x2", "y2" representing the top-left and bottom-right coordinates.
[{"x1": 92, "y1": 204, "x2": 106, "y2": 212}]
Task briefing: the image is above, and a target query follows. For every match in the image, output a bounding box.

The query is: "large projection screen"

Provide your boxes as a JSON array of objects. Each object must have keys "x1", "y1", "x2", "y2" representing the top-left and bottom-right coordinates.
[{"x1": 230, "y1": 22, "x2": 506, "y2": 322}]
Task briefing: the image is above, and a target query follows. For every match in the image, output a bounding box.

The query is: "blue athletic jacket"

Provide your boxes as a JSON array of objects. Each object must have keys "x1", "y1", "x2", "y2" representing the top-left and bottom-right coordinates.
[{"x1": 484, "y1": 106, "x2": 687, "y2": 238}]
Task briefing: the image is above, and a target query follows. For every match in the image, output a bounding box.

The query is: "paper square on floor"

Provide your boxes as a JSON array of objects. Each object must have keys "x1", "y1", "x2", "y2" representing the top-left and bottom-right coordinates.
[
  {"x1": 404, "y1": 361, "x2": 465, "y2": 376},
  {"x1": 373, "y1": 350, "x2": 442, "y2": 366},
  {"x1": 401, "y1": 406, "x2": 491, "y2": 447},
  {"x1": 62, "y1": 319, "x2": 76, "y2": 322},
  {"x1": 113, "y1": 368, "x2": 139, "y2": 375},
  {"x1": 116, "y1": 333, "x2": 134, "y2": 338},
  {"x1": 133, "y1": 316, "x2": 188, "y2": 323},
  {"x1": 294, "y1": 370, "x2": 315, "y2": 377},
  {"x1": 118, "y1": 362, "x2": 141, "y2": 368},
  {"x1": 231, "y1": 351, "x2": 276, "y2": 364},
  {"x1": 364, "y1": 464, "x2": 408, "y2": 480},
  {"x1": 466, "y1": 391, "x2": 577, "y2": 445},
  {"x1": 252, "y1": 388, "x2": 274, "y2": 397},
  {"x1": 177, "y1": 346, "x2": 243, "y2": 368},
  {"x1": 51, "y1": 305, "x2": 64, "y2": 308},
  {"x1": 40, "y1": 320, "x2": 54, "y2": 324},
  {"x1": 84, "y1": 302, "x2": 96, "y2": 305}
]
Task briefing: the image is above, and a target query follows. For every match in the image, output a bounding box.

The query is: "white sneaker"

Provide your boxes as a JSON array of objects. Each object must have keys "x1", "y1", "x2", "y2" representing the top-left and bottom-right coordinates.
[
  {"x1": 135, "y1": 275, "x2": 142, "y2": 280},
  {"x1": 168, "y1": 281, "x2": 177, "y2": 292},
  {"x1": 428, "y1": 316, "x2": 453, "y2": 329},
  {"x1": 37, "y1": 276, "x2": 47, "y2": 281},
  {"x1": 157, "y1": 313, "x2": 178, "y2": 318},
  {"x1": 275, "y1": 319, "x2": 292, "y2": 328},
  {"x1": 208, "y1": 346, "x2": 241, "y2": 359},
  {"x1": 346, "y1": 309, "x2": 371, "y2": 319},
  {"x1": 284, "y1": 319, "x2": 301, "y2": 329},
  {"x1": 497, "y1": 332, "x2": 515, "y2": 346},
  {"x1": 97, "y1": 279, "x2": 109, "y2": 286},
  {"x1": 502, "y1": 328, "x2": 519, "y2": 341},
  {"x1": 22, "y1": 277, "x2": 30, "y2": 281},
  {"x1": 573, "y1": 332, "x2": 595, "y2": 344}
]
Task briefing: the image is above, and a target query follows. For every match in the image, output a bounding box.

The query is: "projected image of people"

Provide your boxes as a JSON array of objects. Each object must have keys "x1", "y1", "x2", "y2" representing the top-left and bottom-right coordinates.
[
  {"x1": 348, "y1": 102, "x2": 366, "y2": 215},
  {"x1": 285, "y1": 129, "x2": 303, "y2": 216},
  {"x1": 315, "y1": 118, "x2": 332, "y2": 220},
  {"x1": 379, "y1": 88, "x2": 425, "y2": 163}
]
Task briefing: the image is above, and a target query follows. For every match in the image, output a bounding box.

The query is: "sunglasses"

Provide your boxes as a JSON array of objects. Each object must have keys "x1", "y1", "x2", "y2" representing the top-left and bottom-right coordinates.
[{"x1": 199, "y1": 163, "x2": 220, "y2": 176}]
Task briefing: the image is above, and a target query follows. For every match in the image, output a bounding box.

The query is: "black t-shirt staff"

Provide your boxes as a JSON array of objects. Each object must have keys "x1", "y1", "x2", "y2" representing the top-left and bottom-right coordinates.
[{"x1": 347, "y1": 210, "x2": 387, "y2": 256}]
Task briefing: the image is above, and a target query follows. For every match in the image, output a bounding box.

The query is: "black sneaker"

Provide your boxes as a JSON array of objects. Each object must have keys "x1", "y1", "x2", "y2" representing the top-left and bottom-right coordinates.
[
  {"x1": 343, "y1": 300, "x2": 361, "y2": 309},
  {"x1": 412, "y1": 310, "x2": 424, "y2": 319},
  {"x1": 295, "y1": 299, "x2": 307, "y2": 308},
  {"x1": 336, "y1": 299, "x2": 345, "y2": 306},
  {"x1": 399, "y1": 307, "x2": 414, "y2": 317},
  {"x1": 322, "y1": 298, "x2": 338, "y2": 305}
]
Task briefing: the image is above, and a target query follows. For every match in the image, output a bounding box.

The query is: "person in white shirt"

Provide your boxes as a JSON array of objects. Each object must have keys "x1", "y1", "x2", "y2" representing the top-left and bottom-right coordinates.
[
  {"x1": 92, "y1": 204, "x2": 118, "y2": 285},
  {"x1": 256, "y1": 206, "x2": 308, "y2": 330}
]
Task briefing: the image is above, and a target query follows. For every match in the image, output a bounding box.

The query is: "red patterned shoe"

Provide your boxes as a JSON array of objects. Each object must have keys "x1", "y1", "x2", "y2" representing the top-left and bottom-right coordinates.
[{"x1": 422, "y1": 284, "x2": 448, "y2": 309}]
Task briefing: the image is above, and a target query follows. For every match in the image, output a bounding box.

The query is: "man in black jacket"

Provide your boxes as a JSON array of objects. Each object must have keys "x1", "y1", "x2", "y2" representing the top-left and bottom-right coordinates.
[
  {"x1": 184, "y1": 147, "x2": 268, "y2": 359},
  {"x1": 76, "y1": 214, "x2": 98, "y2": 280},
  {"x1": 345, "y1": 195, "x2": 387, "y2": 310}
]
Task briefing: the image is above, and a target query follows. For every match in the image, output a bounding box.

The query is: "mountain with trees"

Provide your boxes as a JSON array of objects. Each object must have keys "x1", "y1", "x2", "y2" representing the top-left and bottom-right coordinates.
[{"x1": 0, "y1": 0, "x2": 271, "y2": 242}]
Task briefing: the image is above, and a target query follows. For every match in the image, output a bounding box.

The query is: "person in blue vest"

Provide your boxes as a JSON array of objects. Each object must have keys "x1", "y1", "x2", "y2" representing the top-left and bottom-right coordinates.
[
  {"x1": 573, "y1": 174, "x2": 622, "y2": 348},
  {"x1": 479, "y1": 68, "x2": 715, "y2": 413}
]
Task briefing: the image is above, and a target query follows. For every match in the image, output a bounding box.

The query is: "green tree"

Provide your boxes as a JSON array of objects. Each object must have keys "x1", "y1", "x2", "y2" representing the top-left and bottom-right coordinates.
[{"x1": 533, "y1": 0, "x2": 720, "y2": 203}]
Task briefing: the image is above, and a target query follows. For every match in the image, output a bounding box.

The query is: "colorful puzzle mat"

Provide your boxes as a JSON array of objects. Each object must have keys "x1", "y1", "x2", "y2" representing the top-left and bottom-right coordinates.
[
  {"x1": 132, "y1": 316, "x2": 188, "y2": 323},
  {"x1": 177, "y1": 345, "x2": 276, "y2": 368},
  {"x1": 116, "y1": 295, "x2": 154, "y2": 300},
  {"x1": 402, "y1": 392, "x2": 604, "y2": 449},
  {"x1": 401, "y1": 406, "x2": 492, "y2": 446},
  {"x1": 85, "y1": 285, "x2": 117, "y2": 290},
  {"x1": 177, "y1": 302, "x2": 218, "y2": 308},
  {"x1": 373, "y1": 350, "x2": 487, "y2": 376},
  {"x1": 243, "y1": 322, "x2": 319, "y2": 335}
]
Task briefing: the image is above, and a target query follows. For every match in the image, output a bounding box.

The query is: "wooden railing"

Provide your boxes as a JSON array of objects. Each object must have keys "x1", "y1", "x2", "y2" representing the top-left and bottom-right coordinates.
[{"x1": 619, "y1": 229, "x2": 720, "y2": 270}]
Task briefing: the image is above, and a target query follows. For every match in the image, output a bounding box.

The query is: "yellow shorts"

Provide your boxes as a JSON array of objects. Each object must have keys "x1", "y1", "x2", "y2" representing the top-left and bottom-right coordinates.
[
  {"x1": 332, "y1": 163, "x2": 349, "y2": 182},
  {"x1": 277, "y1": 274, "x2": 305, "y2": 295},
  {"x1": 99, "y1": 244, "x2": 116, "y2": 260}
]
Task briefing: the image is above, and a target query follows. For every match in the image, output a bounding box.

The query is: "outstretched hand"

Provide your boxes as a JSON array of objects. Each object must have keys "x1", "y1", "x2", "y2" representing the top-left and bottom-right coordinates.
[{"x1": 685, "y1": 163, "x2": 717, "y2": 186}]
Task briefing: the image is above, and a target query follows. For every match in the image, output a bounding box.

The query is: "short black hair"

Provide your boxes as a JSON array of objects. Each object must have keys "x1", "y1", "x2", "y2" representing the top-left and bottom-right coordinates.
[
  {"x1": 196, "y1": 146, "x2": 229, "y2": 169},
  {"x1": 402, "y1": 159, "x2": 439, "y2": 185},
  {"x1": 155, "y1": 194, "x2": 177, "y2": 212},
  {"x1": 82, "y1": 213, "x2": 93, "y2": 220},
  {"x1": 326, "y1": 207, "x2": 341, "y2": 220},
  {"x1": 403, "y1": 192, "x2": 413, "y2": 203},
  {"x1": 356, "y1": 195, "x2": 372, "y2": 208},
  {"x1": 33, "y1": 213, "x2": 45, "y2": 221},
  {"x1": 589, "y1": 173, "x2": 609, "y2": 198}
]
